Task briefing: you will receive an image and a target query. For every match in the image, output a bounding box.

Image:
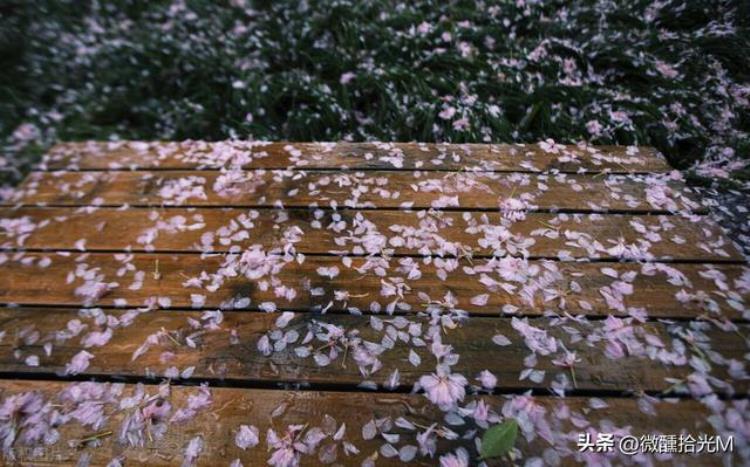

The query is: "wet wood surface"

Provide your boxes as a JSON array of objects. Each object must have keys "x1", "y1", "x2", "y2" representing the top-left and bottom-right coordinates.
[
  {"x1": 0, "y1": 380, "x2": 725, "y2": 466},
  {"x1": 8, "y1": 170, "x2": 703, "y2": 213},
  {"x1": 43, "y1": 141, "x2": 671, "y2": 173},
  {"x1": 0, "y1": 308, "x2": 745, "y2": 394},
  {"x1": 0, "y1": 207, "x2": 741, "y2": 261},
  {"x1": 0, "y1": 142, "x2": 746, "y2": 466},
  {"x1": 0, "y1": 252, "x2": 746, "y2": 318}
]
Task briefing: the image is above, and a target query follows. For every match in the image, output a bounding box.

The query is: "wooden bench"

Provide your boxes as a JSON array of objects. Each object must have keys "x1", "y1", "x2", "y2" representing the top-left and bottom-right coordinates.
[{"x1": 0, "y1": 142, "x2": 747, "y2": 465}]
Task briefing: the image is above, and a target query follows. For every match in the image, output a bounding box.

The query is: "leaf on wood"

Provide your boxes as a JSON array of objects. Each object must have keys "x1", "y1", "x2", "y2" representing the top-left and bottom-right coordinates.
[{"x1": 480, "y1": 418, "x2": 518, "y2": 459}]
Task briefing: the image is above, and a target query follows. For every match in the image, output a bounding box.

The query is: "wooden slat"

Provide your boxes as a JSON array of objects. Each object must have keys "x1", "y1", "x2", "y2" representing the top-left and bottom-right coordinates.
[
  {"x1": 7, "y1": 170, "x2": 703, "y2": 213},
  {"x1": 0, "y1": 379, "x2": 724, "y2": 466},
  {"x1": 42, "y1": 141, "x2": 671, "y2": 173},
  {"x1": 0, "y1": 308, "x2": 745, "y2": 394},
  {"x1": 0, "y1": 253, "x2": 745, "y2": 319},
  {"x1": 0, "y1": 207, "x2": 741, "y2": 261}
]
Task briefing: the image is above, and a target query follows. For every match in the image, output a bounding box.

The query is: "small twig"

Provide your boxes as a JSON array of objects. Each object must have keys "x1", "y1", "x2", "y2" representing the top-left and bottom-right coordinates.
[
  {"x1": 74, "y1": 430, "x2": 112, "y2": 446},
  {"x1": 537, "y1": 220, "x2": 559, "y2": 230},
  {"x1": 570, "y1": 367, "x2": 578, "y2": 389},
  {"x1": 161, "y1": 328, "x2": 183, "y2": 347},
  {"x1": 659, "y1": 379, "x2": 685, "y2": 396},
  {"x1": 341, "y1": 342, "x2": 349, "y2": 369},
  {"x1": 153, "y1": 259, "x2": 161, "y2": 280}
]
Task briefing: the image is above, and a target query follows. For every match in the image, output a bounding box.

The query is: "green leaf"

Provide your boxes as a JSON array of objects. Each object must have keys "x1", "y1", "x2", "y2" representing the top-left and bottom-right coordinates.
[{"x1": 480, "y1": 419, "x2": 518, "y2": 459}]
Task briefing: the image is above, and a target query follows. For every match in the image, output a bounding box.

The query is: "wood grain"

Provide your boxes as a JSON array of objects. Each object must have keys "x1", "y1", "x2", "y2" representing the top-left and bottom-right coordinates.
[
  {"x1": 0, "y1": 307, "x2": 745, "y2": 394},
  {"x1": 0, "y1": 141, "x2": 745, "y2": 467},
  {"x1": 0, "y1": 207, "x2": 741, "y2": 261},
  {"x1": 0, "y1": 253, "x2": 745, "y2": 319},
  {"x1": 42, "y1": 141, "x2": 671, "y2": 173},
  {"x1": 0, "y1": 379, "x2": 725, "y2": 466},
  {"x1": 7, "y1": 170, "x2": 703, "y2": 213}
]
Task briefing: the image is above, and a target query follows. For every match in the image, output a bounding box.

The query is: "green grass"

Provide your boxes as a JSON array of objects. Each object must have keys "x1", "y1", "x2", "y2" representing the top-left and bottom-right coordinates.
[{"x1": 1, "y1": 0, "x2": 748, "y2": 187}]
